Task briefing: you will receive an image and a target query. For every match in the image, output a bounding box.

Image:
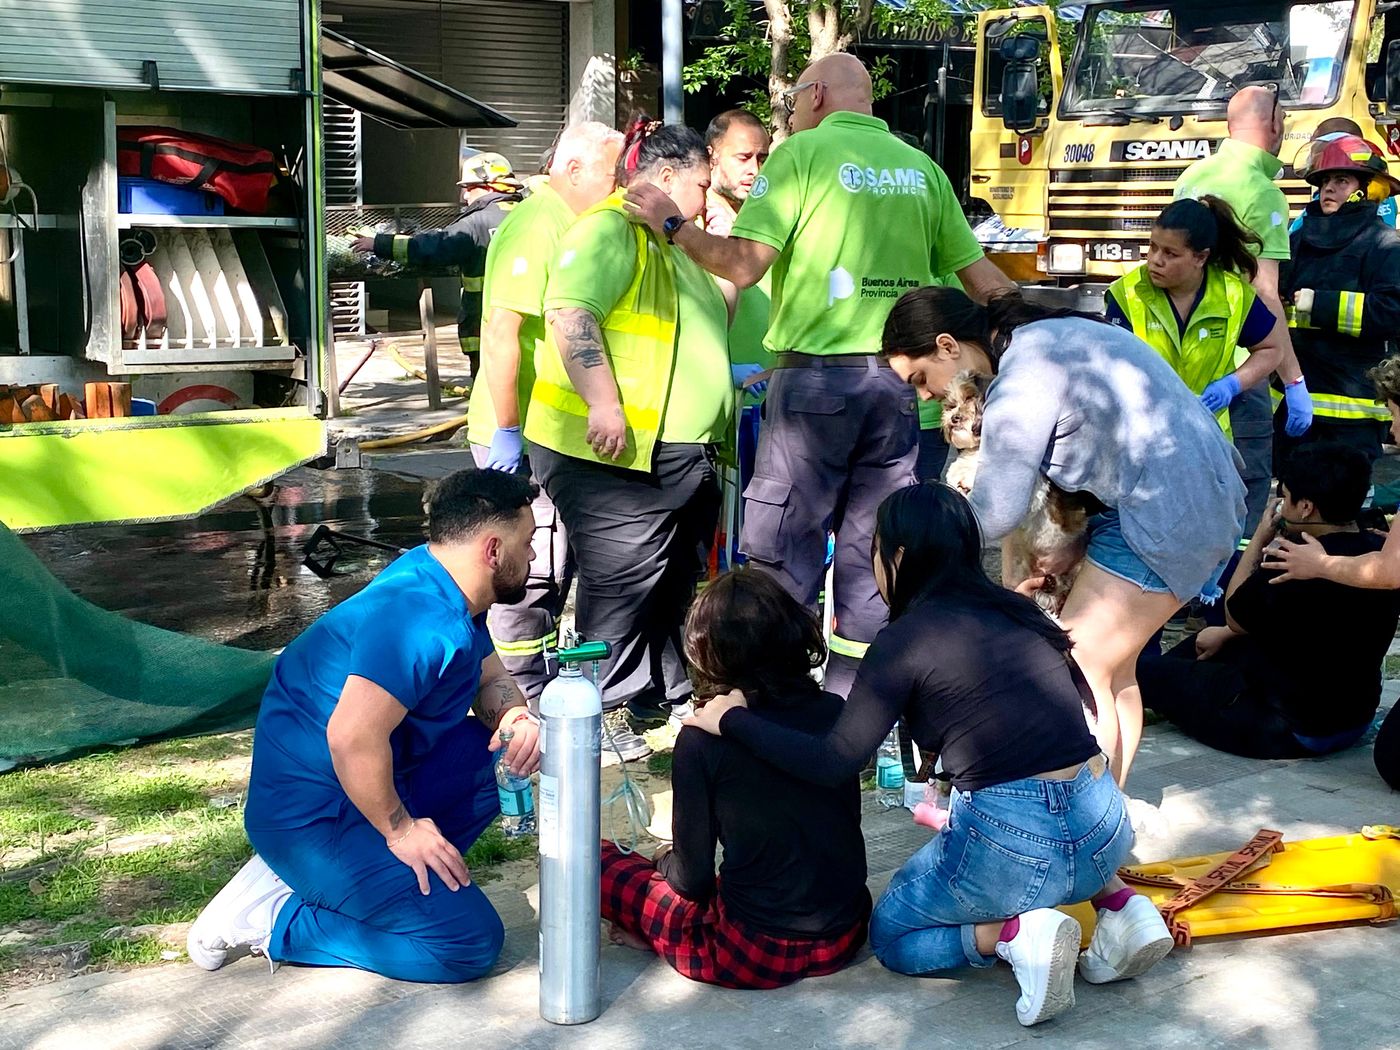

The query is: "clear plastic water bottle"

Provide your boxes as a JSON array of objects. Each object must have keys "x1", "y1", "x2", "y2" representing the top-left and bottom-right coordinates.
[
  {"x1": 495, "y1": 726, "x2": 536, "y2": 838},
  {"x1": 874, "y1": 729, "x2": 904, "y2": 808}
]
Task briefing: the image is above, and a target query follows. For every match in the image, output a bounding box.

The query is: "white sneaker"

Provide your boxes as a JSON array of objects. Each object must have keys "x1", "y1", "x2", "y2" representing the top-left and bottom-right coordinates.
[
  {"x1": 666, "y1": 700, "x2": 694, "y2": 733},
  {"x1": 186, "y1": 853, "x2": 293, "y2": 971},
  {"x1": 995, "y1": 908, "x2": 1081, "y2": 1027},
  {"x1": 1078, "y1": 893, "x2": 1174, "y2": 984}
]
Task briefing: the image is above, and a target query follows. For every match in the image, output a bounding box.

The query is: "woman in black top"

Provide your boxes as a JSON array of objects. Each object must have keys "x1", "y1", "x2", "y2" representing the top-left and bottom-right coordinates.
[
  {"x1": 600, "y1": 569, "x2": 870, "y2": 989},
  {"x1": 685, "y1": 484, "x2": 1172, "y2": 1026}
]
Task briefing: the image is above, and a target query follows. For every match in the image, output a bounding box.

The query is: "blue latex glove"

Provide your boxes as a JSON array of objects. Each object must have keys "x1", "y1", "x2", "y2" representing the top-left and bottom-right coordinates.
[
  {"x1": 1199, "y1": 373, "x2": 1241, "y2": 413},
  {"x1": 484, "y1": 426, "x2": 524, "y2": 472},
  {"x1": 1283, "y1": 378, "x2": 1314, "y2": 438},
  {"x1": 732, "y1": 363, "x2": 767, "y2": 398}
]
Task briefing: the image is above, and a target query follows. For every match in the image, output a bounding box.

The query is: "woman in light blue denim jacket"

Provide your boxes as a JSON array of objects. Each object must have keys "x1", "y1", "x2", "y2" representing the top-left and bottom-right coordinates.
[{"x1": 879, "y1": 288, "x2": 1245, "y2": 787}]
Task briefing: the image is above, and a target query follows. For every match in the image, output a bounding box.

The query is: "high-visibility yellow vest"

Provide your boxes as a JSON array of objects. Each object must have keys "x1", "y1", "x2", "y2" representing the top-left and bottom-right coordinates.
[
  {"x1": 1106, "y1": 264, "x2": 1253, "y2": 437},
  {"x1": 524, "y1": 193, "x2": 678, "y2": 473}
]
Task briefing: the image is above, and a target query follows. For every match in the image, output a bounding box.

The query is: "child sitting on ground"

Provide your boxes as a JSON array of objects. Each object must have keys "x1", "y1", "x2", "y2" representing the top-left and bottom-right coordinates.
[
  {"x1": 1138, "y1": 443, "x2": 1400, "y2": 758},
  {"x1": 599, "y1": 568, "x2": 871, "y2": 989}
]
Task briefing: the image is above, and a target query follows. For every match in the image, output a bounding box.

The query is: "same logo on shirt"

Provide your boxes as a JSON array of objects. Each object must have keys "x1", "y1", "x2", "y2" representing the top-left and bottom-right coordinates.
[
  {"x1": 837, "y1": 163, "x2": 929, "y2": 196},
  {"x1": 750, "y1": 175, "x2": 769, "y2": 199}
]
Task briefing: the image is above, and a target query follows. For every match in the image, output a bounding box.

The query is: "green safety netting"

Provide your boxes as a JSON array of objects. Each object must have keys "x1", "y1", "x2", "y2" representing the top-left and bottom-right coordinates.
[{"x1": 0, "y1": 521, "x2": 274, "y2": 769}]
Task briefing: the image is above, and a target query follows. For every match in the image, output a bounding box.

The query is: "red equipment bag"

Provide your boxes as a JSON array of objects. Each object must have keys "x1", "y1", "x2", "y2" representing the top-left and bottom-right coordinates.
[{"x1": 117, "y1": 126, "x2": 278, "y2": 214}]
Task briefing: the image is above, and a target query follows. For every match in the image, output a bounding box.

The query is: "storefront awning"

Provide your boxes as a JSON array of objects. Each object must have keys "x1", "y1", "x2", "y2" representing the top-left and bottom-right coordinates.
[{"x1": 321, "y1": 29, "x2": 516, "y2": 131}]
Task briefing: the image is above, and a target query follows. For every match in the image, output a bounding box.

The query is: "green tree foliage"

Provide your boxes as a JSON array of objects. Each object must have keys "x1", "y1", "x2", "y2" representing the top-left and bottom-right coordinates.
[{"x1": 684, "y1": 0, "x2": 952, "y2": 139}]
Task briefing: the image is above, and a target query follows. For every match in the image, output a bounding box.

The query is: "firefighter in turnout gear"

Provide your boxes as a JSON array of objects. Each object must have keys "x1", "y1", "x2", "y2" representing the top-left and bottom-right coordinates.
[
  {"x1": 1280, "y1": 135, "x2": 1400, "y2": 468},
  {"x1": 353, "y1": 151, "x2": 524, "y2": 379}
]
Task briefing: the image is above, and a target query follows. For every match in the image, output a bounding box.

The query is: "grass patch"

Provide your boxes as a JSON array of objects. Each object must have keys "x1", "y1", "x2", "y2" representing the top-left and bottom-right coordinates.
[
  {"x1": 465, "y1": 820, "x2": 536, "y2": 869},
  {"x1": 1385, "y1": 654, "x2": 1400, "y2": 680},
  {"x1": 646, "y1": 751, "x2": 674, "y2": 776},
  {"x1": 1, "y1": 728, "x2": 534, "y2": 981}
]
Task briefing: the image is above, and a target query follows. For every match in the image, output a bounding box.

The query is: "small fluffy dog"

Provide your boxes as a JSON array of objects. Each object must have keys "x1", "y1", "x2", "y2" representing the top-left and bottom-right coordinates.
[{"x1": 941, "y1": 371, "x2": 1091, "y2": 615}]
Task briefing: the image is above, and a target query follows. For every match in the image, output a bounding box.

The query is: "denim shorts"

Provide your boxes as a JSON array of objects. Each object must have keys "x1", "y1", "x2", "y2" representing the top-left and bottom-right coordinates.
[{"x1": 1084, "y1": 510, "x2": 1230, "y2": 604}]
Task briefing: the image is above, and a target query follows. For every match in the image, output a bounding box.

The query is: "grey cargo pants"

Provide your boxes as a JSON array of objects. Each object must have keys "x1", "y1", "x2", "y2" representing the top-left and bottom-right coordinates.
[{"x1": 740, "y1": 355, "x2": 919, "y2": 699}]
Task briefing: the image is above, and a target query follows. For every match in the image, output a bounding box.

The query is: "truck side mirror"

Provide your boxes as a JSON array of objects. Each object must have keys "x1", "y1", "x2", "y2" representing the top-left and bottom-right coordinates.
[
  {"x1": 1387, "y1": 39, "x2": 1400, "y2": 112},
  {"x1": 999, "y1": 35, "x2": 1043, "y2": 133}
]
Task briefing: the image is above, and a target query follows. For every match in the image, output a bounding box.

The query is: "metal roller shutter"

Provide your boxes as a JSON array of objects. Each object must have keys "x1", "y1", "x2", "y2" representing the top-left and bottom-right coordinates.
[
  {"x1": 0, "y1": 0, "x2": 304, "y2": 94},
  {"x1": 324, "y1": 97, "x2": 366, "y2": 337},
  {"x1": 325, "y1": 0, "x2": 568, "y2": 166}
]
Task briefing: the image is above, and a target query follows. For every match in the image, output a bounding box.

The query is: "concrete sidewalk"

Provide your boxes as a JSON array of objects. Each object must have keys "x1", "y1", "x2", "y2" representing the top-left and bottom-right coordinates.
[{"x1": 5, "y1": 692, "x2": 1399, "y2": 1050}]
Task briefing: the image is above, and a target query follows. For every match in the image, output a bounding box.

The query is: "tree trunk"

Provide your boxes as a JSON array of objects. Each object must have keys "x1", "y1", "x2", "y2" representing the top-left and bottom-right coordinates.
[
  {"x1": 764, "y1": 0, "x2": 796, "y2": 143},
  {"x1": 807, "y1": 2, "x2": 840, "y2": 60},
  {"x1": 765, "y1": 0, "x2": 878, "y2": 143}
]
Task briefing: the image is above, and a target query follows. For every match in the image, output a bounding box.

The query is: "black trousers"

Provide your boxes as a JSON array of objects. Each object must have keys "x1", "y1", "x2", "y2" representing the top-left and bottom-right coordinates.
[
  {"x1": 531, "y1": 442, "x2": 720, "y2": 712},
  {"x1": 1136, "y1": 635, "x2": 1309, "y2": 759},
  {"x1": 1376, "y1": 704, "x2": 1400, "y2": 790}
]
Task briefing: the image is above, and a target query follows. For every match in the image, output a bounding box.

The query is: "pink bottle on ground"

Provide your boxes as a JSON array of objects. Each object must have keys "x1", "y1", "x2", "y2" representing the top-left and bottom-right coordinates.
[{"x1": 912, "y1": 776, "x2": 952, "y2": 831}]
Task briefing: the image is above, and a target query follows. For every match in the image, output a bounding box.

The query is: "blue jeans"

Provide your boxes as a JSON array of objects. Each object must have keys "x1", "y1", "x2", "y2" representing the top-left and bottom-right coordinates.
[
  {"x1": 869, "y1": 759, "x2": 1130, "y2": 975},
  {"x1": 247, "y1": 716, "x2": 505, "y2": 984}
]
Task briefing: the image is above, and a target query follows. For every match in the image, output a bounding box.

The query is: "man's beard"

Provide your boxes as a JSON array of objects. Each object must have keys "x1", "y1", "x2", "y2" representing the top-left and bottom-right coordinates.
[
  {"x1": 712, "y1": 171, "x2": 744, "y2": 205},
  {"x1": 492, "y1": 559, "x2": 529, "y2": 607}
]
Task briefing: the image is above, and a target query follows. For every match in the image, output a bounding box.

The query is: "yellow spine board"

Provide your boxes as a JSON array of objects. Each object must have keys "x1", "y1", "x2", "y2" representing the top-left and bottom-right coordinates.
[{"x1": 1061, "y1": 831, "x2": 1400, "y2": 948}]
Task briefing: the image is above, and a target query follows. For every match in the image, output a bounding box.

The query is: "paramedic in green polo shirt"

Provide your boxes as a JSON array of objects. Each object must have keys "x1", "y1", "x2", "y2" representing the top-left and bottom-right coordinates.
[
  {"x1": 626, "y1": 53, "x2": 1013, "y2": 696},
  {"x1": 463, "y1": 122, "x2": 623, "y2": 702},
  {"x1": 1174, "y1": 85, "x2": 1313, "y2": 536},
  {"x1": 526, "y1": 122, "x2": 732, "y2": 762}
]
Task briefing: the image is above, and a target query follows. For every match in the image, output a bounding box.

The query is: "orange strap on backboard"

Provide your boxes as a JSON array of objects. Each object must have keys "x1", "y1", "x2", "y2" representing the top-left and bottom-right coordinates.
[{"x1": 1134, "y1": 828, "x2": 1286, "y2": 947}]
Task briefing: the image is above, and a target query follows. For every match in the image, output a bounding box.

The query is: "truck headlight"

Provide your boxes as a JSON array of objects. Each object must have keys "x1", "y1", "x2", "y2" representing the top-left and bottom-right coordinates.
[{"x1": 1047, "y1": 242, "x2": 1085, "y2": 274}]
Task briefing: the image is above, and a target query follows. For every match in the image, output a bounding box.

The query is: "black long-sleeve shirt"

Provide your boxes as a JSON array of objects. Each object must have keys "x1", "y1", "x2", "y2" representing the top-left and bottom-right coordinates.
[
  {"x1": 720, "y1": 599, "x2": 1099, "y2": 793},
  {"x1": 655, "y1": 691, "x2": 869, "y2": 938}
]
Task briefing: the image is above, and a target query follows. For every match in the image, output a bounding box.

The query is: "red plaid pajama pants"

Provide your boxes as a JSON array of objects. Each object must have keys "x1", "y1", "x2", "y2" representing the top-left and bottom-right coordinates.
[{"x1": 600, "y1": 841, "x2": 870, "y2": 989}]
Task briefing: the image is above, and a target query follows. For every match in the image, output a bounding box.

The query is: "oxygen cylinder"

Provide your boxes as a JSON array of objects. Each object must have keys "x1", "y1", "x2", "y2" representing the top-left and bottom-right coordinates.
[{"x1": 538, "y1": 641, "x2": 609, "y2": 1025}]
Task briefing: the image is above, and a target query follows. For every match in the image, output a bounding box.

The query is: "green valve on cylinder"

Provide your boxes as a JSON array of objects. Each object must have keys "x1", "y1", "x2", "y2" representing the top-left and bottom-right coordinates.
[{"x1": 555, "y1": 641, "x2": 610, "y2": 665}]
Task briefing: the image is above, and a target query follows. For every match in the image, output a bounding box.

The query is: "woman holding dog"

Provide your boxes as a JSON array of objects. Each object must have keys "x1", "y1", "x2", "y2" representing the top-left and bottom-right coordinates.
[
  {"x1": 876, "y1": 287, "x2": 1245, "y2": 785},
  {"x1": 684, "y1": 484, "x2": 1175, "y2": 1027}
]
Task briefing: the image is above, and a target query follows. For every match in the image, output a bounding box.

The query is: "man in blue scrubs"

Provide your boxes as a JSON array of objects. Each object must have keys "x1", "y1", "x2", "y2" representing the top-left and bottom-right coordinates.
[{"x1": 187, "y1": 468, "x2": 540, "y2": 984}]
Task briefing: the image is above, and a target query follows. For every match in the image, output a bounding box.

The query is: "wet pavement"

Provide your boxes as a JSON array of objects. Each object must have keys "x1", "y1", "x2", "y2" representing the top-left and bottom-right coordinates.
[{"x1": 20, "y1": 466, "x2": 432, "y2": 653}]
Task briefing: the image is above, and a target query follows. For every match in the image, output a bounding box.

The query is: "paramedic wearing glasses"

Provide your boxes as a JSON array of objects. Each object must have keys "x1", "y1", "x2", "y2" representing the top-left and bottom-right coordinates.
[{"x1": 626, "y1": 53, "x2": 1014, "y2": 698}]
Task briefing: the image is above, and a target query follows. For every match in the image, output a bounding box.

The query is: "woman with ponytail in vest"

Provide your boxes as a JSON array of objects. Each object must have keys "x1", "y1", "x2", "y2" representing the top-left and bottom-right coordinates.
[
  {"x1": 1104, "y1": 196, "x2": 1285, "y2": 438},
  {"x1": 525, "y1": 116, "x2": 736, "y2": 762}
]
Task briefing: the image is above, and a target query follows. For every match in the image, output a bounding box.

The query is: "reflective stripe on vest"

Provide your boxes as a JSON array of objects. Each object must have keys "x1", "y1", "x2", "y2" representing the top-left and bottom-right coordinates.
[
  {"x1": 1106, "y1": 265, "x2": 1249, "y2": 435},
  {"x1": 524, "y1": 191, "x2": 678, "y2": 473},
  {"x1": 1337, "y1": 291, "x2": 1365, "y2": 338},
  {"x1": 391, "y1": 234, "x2": 412, "y2": 264},
  {"x1": 1268, "y1": 386, "x2": 1389, "y2": 420},
  {"x1": 461, "y1": 275, "x2": 485, "y2": 293}
]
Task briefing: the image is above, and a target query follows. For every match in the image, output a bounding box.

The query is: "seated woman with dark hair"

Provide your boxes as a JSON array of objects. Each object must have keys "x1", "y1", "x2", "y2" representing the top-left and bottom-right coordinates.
[
  {"x1": 686, "y1": 484, "x2": 1174, "y2": 1027},
  {"x1": 599, "y1": 569, "x2": 870, "y2": 989}
]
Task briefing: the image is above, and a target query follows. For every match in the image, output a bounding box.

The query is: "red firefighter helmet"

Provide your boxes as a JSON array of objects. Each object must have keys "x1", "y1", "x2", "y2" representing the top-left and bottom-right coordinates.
[{"x1": 1295, "y1": 133, "x2": 1400, "y2": 198}]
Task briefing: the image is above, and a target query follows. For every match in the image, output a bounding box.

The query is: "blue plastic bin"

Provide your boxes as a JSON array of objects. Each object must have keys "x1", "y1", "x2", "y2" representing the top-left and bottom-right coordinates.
[{"x1": 117, "y1": 177, "x2": 225, "y2": 216}]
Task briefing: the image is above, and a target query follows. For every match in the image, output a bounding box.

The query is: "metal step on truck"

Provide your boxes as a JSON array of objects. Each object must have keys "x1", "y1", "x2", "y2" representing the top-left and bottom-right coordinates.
[{"x1": 970, "y1": 0, "x2": 1400, "y2": 305}]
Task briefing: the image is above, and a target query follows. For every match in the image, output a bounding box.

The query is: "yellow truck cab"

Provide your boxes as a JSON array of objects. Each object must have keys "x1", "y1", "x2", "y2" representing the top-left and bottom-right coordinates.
[{"x1": 971, "y1": 0, "x2": 1400, "y2": 287}]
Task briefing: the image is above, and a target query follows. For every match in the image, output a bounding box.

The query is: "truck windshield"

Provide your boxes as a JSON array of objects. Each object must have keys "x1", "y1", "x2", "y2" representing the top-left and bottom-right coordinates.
[{"x1": 1063, "y1": 0, "x2": 1356, "y2": 116}]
